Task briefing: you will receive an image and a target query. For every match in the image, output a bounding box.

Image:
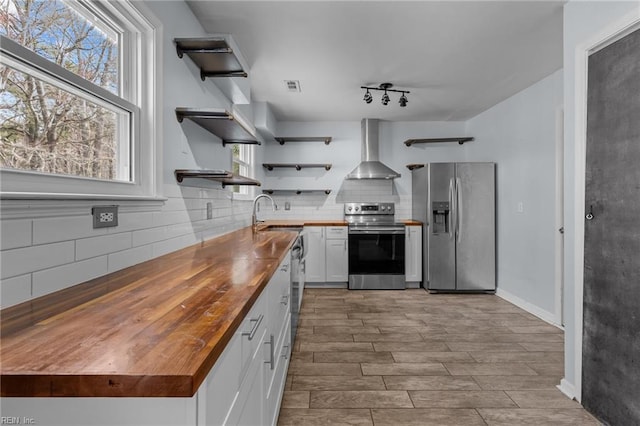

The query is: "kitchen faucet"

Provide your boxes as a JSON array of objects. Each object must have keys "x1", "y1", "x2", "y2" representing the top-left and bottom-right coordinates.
[{"x1": 252, "y1": 194, "x2": 277, "y2": 233}]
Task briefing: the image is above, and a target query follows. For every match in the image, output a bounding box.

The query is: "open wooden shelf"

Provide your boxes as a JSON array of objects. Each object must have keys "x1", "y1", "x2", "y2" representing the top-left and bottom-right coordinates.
[
  {"x1": 175, "y1": 108, "x2": 260, "y2": 146},
  {"x1": 404, "y1": 137, "x2": 474, "y2": 146},
  {"x1": 175, "y1": 169, "x2": 261, "y2": 188},
  {"x1": 262, "y1": 163, "x2": 332, "y2": 171},
  {"x1": 274, "y1": 137, "x2": 332, "y2": 145},
  {"x1": 262, "y1": 189, "x2": 331, "y2": 195},
  {"x1": 174, "y1": 37, "x2": 247, "y2": 80}
]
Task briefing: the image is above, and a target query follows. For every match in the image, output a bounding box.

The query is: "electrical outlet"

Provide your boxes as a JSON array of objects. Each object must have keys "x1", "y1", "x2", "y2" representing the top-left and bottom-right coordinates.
[
  {"x1": 93, "y1": 205, "x2": 118, "y2": 228},
  {"x1": 517, "y1": 202, "x2": 524, "y2": 213},
  {"x1": 285, "y1": 201, "x2": 291, "y2": 211},
  {"x1": 206, "y1": 202, "x2": 213, "y2": 220}
]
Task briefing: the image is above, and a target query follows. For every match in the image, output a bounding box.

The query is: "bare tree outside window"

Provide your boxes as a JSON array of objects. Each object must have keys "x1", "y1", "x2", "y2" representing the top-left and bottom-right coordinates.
[{"x1": 0, "y1": 0, "x2": 131, "y2": 181}]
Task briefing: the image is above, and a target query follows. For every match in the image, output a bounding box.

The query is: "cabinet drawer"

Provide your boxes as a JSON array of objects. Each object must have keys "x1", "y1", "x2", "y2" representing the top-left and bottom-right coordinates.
[
  {"x1": 325, "y1": 226, "x2": 347, "y2": 239},
  {"x1": 239, "y1": 293, "x2": 266, "y2": 384},
  {"x1": 265, "y1": 318, "x2": 291, "y2": 426},
  {"x1": 227, "y1": 327, "x2": 266, "y2": 426},
  {"x1": 267, "y1": 259, "x2": 291, "y2": 343}
]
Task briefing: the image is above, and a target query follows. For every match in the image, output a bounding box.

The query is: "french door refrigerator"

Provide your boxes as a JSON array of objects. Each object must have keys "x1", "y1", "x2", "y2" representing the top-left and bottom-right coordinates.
[{"x1": 412, "y1": 162, "x2": 496, "y2": 292}]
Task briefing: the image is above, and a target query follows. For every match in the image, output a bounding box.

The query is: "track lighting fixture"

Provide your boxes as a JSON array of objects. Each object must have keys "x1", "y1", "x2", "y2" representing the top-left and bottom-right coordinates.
[{"x1": 360, "y1": 83, "x2": 410, "y2": 108}]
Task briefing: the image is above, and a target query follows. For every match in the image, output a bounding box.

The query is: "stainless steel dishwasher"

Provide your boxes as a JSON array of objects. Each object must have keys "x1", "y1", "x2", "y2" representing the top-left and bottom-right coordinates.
[{"x1": 289, "y1": 231, "x2": 307, "y2": 343}]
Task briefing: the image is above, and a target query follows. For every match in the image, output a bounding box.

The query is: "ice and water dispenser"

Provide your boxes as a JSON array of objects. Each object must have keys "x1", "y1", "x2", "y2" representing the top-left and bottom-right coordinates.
[{"x1": 432, "y1": 201, "x2": 450, "y2": 234}]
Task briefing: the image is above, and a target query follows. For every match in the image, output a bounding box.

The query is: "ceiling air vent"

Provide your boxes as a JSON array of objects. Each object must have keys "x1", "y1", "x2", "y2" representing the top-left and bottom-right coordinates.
[{"x1": 284, "y1": 80, "x2": 301, "y2": 92}]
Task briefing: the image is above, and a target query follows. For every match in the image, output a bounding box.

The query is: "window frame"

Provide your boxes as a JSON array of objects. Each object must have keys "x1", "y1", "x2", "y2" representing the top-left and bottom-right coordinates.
[
  {"x1": 231, "y1": 143, "x2": 256, "y2": 200},
  {"x1": 0, "y1": 0, "x2": 161, "y2": 201}
]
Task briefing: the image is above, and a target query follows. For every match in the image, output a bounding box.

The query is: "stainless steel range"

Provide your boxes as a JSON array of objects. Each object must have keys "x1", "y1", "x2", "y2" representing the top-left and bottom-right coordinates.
[{"x1": 345, "y1": 202, "x2": 406, "y2": 290}]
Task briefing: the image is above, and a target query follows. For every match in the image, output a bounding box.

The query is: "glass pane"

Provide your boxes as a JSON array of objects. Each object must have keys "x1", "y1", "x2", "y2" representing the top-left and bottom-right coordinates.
[
  {"x1": 0, "y1": 0, "x2": 119, "y2": 94},
  {"x1": 0, "y1": 64, "x2": 131, "y2": 181}
]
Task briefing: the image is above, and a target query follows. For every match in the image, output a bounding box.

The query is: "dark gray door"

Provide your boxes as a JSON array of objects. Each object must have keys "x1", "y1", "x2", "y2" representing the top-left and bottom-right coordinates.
[{"x1": 582, "y1": 27, "x2": 640, "y2": 426}]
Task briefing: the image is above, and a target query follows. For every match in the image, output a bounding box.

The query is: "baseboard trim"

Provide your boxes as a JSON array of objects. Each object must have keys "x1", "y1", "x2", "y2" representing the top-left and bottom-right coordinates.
[
  {"x1": 558, "y1": 378, "x2": 577, "y2": 401},
  {"x1": 305, "y1": 282, "x2": 348, "y2": 289},
  {"x1": 496, "y1": 288, "x2": 561, "y2": 328}
]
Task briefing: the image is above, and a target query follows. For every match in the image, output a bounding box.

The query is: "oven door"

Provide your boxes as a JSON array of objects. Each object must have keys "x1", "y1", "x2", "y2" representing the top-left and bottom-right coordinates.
[{"x1": 348, "y1": 227, "x2": 406, "y2": 290}]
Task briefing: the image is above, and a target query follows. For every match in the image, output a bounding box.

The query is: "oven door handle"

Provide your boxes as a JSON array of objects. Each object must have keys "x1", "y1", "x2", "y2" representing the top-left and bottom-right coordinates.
[{"x1": 349, "y1": 229, "x2": 406, "y2": 235}]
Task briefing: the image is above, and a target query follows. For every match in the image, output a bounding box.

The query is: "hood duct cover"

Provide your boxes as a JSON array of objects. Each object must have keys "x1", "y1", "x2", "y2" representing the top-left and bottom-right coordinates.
[{"x1": 346, "y1": 118, "x2": 401, "y2": 180}]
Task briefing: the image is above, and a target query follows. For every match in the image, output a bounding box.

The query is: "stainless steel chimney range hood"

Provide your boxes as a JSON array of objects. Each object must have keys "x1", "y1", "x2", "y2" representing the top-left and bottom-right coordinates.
[{"x1": 346, "y1": 119, "x2": 401, "y2": 180}]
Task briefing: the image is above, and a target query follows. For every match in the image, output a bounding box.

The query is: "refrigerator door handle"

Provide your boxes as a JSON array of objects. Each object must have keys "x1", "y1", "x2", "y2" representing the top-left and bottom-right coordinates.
[
  {"x1": 456, "y1": 177, "x2": 463, "y2": 243},
  {"x1": 449, "y1": 178, "x2": 455, "y2": 240}
]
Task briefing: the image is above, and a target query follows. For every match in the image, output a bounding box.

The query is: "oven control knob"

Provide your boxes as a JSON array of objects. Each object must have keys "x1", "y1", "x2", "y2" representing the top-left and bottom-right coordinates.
[
  {"x1": 355, "y1": 207, "x2": 359, "y2": 211},
  {"x1": 348, "y1": 206, "x2": 352, "y2": 211}
]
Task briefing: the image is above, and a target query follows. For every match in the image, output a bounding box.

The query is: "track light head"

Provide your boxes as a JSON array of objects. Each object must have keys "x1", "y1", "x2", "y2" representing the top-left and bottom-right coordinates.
[
  {"x1": 363, "y1": 89, "x2": 373, "y2": 104},
  {"x1": 399, "y1": 92, "x2": 408, "y2": 107},
  {"x1": 381, "y1": 92, "x2": 390, "y2": 106}
]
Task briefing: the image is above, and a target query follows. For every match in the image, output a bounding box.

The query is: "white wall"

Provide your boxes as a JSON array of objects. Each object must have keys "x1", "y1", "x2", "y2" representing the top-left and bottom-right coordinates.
[
  {"x1": 0, "y1": 1, "x2": 254, "y2": 308},
  {"x1": 259, "y1": 120, "x2": 467, "y2": 221},
  {"x1": 562, "y1": 0, "x2": 640, "y2": 397},
  {"x1": 465, "y1": 70, "x2": 563, "y2": 321}
]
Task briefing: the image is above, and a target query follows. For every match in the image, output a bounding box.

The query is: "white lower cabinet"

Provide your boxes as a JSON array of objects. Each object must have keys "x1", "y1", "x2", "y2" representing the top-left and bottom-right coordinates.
[
  {"x1": 304, "y1": 226, "x2": 326, "y2": 282},
  {"x1": 265, "y1": 317, "x2": 291, "y2": 426},
  {"x1": 405, "y1": 225, "x2": 423, "y2": 284},
  {"x1": 325, "y1": 226, "x2": 348, "y2": 282},
  {"x1": 305, "y1": 226, "x2": 348, "y2": 284},
  {"x1": 198, "y1": 254, "x2": 292, "y2": 426}
]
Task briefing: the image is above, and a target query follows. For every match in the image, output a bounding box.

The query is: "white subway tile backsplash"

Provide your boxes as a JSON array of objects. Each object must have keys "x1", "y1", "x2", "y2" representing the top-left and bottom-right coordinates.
[
  {"x1": 76, "y1": 233, "x2": 132, "y2": 261},
  {"x1": 108, "y1": 245, "x2": 153, "y2": 273},
  {"x1": 32, "y1": 256, "x2": 108, "y2": 298},
  {"x1": 132, "y1": 226, "x2": 167, "y2": 247},
  {"x1": 1, "y1": 241, "x2": 75, "y2": 279},
  {"x1": 162, "y1": 197, "x2": 202, "y2": 212},
  {"x1": 153, "y1": 209, "x2": 196, "y2": 227},
  {"x1": 0, "y1": 219, "x2": 32, "y2": 250},
  {"x1": 109, "y1": 212, "x2": 155, "y2": 233},
  {"x1": 0, "y1": 274, "x2": 32, "y2": 308},
  {"x1": 33, "y1": 215, "x2": 108, "y2": 245},
  {"x1": 152, "y1": 234, "x2": 198, "y2": 258},
  {"x1": 166, "y1": 222, "x2": 196, "y2": 240}
]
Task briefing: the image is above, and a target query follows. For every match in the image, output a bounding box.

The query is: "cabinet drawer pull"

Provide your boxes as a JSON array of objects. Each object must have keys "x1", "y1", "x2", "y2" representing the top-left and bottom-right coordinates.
[
  {"x1": 281, "y1": 295, "x2": 289, "y2": 305},
  {"x1": 242, "y1": 314, "x2": 263, "y2": 340},
  {"x1": 280, "y1": 263, "x2": 290, "y2": 273},
  {"x1": 265, "y1": 334, "x2": 275, "y2": 370},
  {"x1": 282, "y1": 345, "x2": 290, "y2": 360}
]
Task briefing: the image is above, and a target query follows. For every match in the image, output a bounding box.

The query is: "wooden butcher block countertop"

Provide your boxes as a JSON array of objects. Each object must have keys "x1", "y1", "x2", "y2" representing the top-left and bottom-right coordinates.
[
  {"x1": 258, "y1": 219, "x2": 348, "y2": 228},
  {"x1": 0, "y1": 227, "x2": 297, "y2": 397},
  {"x1": 259, "y1": 219, "x2": 422, "y2": 228}
]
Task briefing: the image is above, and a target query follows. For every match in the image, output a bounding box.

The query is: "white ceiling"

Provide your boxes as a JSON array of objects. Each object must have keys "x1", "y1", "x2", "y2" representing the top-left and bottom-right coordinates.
[{"x1": 186, "y1": 1, "x2": 564, "y2": 122}]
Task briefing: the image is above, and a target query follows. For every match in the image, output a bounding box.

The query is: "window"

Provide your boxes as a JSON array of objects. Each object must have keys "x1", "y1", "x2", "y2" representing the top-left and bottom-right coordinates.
[
  {"x1": 232, "y1": 143, "x2": 254, "y2": 196},
  {"x1": 0, "y1": 0, "x2": 158, "y2": 199}
]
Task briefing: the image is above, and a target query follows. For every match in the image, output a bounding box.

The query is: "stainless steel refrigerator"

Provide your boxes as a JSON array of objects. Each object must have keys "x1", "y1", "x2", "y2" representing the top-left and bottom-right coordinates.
[{"x1": 412, "y1": 162, "x2": 496, "y2": 292}]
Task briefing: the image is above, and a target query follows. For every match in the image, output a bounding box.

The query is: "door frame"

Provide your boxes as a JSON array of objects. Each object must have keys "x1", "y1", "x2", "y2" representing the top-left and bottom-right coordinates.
[
  {"x1": 554, "y1": 106, "x2": 564, "y2": 327},
  {"x1": 571, "y1": 10, "x2": 640, "y2": 403}
]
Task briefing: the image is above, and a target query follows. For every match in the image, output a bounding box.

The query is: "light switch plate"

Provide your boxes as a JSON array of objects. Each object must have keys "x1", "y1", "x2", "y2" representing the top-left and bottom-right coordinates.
[{"x1": 92, "y1": 205, "x2": 118, "y2": 228}]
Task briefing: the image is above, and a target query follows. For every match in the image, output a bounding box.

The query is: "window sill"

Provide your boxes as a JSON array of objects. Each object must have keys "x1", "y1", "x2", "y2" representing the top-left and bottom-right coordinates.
[
  {"x1": 0, "y1": 193, "x2": 167, "y2": 219},
  {"x1": 0, "y1": 192, "x2": 167, "y2": 202}
]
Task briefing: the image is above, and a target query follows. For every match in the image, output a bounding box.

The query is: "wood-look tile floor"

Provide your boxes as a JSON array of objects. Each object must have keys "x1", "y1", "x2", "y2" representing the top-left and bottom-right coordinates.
[{"x1": 277, "y1": 289, "x2": 600, "y2": 426}]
